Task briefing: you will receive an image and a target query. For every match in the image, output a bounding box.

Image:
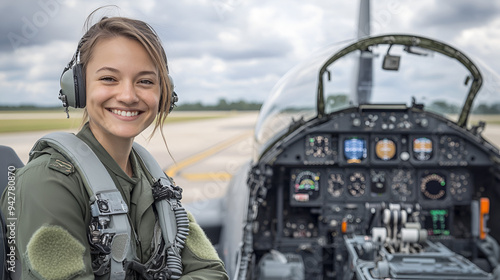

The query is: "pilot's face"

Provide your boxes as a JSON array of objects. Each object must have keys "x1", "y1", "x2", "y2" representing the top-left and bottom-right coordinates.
[{"x1": 85, "y1": 36, "x2": 160, "y2": 143}]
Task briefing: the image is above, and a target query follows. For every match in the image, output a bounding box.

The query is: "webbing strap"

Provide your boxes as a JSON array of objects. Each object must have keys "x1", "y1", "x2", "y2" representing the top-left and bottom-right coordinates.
[
  {"x1": 33, "y1": 132, "x2": 117, "y2": 198},
  {"x1": 133, "y1": 143, "x2": 186, "y2": 279},
  {"x1": 132, "y1": 143, "x2": 177, "y2": 246},
  {"x1": 32, "y1": 132, "x2": 131, "y2": 280}
]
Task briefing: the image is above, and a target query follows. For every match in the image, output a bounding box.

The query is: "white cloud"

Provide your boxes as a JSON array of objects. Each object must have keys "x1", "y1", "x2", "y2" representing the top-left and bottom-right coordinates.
[
  {"x1": 457, "y1": 18, "x2": 500, "y2": 56},
  {"x1": 0, "y1": 0, "x2": 500, "y2": 106},
  {"x1": 247, "y1": 4, "x2": 326, "y2": 59},
  {"x1": 0, "y1": 40, "x2": 74, "y2": 105}
]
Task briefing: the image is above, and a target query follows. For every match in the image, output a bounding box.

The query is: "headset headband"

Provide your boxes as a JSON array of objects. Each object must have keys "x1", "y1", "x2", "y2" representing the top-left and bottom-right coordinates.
[{"x1": 58, "y1": 33, "x2": 177, "y2": 117}]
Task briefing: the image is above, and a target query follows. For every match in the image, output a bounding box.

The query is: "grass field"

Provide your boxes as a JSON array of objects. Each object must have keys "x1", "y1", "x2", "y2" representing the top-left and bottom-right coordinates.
[
  {"x1": 0, "y1": 118, "x2": 82, "y2": 133},
  {"x1": 0, "y1": 110, "x2": 235, "y2": 133}
]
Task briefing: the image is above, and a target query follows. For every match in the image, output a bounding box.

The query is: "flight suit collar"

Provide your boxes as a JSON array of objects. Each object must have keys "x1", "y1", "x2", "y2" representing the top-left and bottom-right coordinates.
[
  {"x1": 76, "y1": 121, "x2": 155, "y2": 210},
  {"x1": 130, "y1": 150, "x2": 155, "y2": 214},
  {"x1": 76, "y1": 122, "x2": 139, "y2": 185}
]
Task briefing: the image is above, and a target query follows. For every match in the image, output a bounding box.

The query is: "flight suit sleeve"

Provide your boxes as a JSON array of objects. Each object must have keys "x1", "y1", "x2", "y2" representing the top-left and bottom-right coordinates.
[
  {"x1": 1, "y1": 152, "x2": 94, "y2": 280},
  {"x1": 179, "y1": 212, "x2": 228, "y2": 280}
]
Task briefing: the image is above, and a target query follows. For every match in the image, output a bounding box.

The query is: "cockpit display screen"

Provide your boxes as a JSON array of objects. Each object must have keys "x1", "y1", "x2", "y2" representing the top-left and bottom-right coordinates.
[
  {"x1": 424, "y1": 209, "x2": 450, "y2": 236},
  {"x1": 344, "y1": 137, "x2": 367, "y2": 164},
  {"x1": 413, "y1": 137, "x2": 433, "y2": 161}
]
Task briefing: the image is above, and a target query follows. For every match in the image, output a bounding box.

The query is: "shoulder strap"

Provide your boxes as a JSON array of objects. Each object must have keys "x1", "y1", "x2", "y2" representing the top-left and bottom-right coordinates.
[
  {"x1": 132, "y1": 143, "x2": 177, "y2": 244},
  {"x1": 133, "y1": 143, "x2": 189, "y2": 280},
  {"x1": 32, "y1": 132, "x2": 116, "y2": 198},
  {"x1": 32, "y1": 132, "x2": 132, "y2": 279}
]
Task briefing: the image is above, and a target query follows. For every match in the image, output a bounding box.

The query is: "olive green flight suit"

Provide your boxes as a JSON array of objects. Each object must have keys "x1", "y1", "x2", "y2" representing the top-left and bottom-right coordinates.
[{"x1": 1, "y1": 123, "x2": 228, "y2": 280}]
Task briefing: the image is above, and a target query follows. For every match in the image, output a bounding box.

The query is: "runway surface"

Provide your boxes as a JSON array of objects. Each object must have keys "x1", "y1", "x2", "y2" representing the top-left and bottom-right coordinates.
[
  {"x1": 2, "y1": 111, "x2": 500, "y2": 204},
  {"x1": 0, "y1": 111, "x2": 259, "y2": 203}
]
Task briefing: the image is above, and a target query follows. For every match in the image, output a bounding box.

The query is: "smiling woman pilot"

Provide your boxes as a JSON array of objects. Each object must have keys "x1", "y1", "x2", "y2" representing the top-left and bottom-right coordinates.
[{"x1": 0, "y1": 8, "x2": 228, "y2": 280}]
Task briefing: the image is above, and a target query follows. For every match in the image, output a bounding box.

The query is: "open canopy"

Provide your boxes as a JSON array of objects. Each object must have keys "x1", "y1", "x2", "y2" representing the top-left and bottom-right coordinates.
[{"x1": 254, "y1": 34, "x2": 500, "y2": 160}]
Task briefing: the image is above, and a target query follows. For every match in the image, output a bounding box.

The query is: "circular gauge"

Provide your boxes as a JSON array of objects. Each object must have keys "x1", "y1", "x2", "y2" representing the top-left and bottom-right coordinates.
[
  {"x1": 376, "y1": 138, "x2": 396, "y2": 160},
  {"x1": 413, "y1": 137, "x2": 433, "y2": 161},
  {"x1": 449, "y1": 171, "x2": 470, "y2": 202},
  {"x1": 421, "y1": 173, "x2": 446, "y2": 200},
  {"x1": 291, "y1": 170, "x2": 320, "y2": 202},
  {"x1": 391, "y1": 169, "x2": 414, "y2": 201},
  {"x1": 305, "y1": 135, "x2": 331, "y2": 158},
  {"x1": 347, "y1": 171, "x2": 366, "y2": 197},
  {"x1": 327, "y1": 172, "x2": 344, "y2": 198}
]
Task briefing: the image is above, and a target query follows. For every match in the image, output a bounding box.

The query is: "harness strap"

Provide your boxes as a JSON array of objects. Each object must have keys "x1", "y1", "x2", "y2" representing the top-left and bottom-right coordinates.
[
  {"x1": 32, "y1": 132, "x2": 132, "y2": 280},
  {"x1": 132, "y1": 144, "x2": 177, "y2": 246},
  {"x1": 133, "y1": 143, "x2": 188, "y2": 279}
]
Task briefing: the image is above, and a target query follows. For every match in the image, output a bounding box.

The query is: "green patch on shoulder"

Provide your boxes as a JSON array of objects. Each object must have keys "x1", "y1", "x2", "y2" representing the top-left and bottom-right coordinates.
[
  {"x1": 26, "y1": 225, "x2": 85, "y2": 280},
  {"x1": 186, "y1": 211, "x2": 220, "y2": 261},
  {"x1": 48, "y1": 155, "x2": 74, "y2": 175}
]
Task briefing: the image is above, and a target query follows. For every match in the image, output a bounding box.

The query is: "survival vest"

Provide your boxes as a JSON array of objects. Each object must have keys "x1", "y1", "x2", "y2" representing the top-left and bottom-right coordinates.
[{"x1": 15, "y1": 132, "x2": 189, "y2": 279}]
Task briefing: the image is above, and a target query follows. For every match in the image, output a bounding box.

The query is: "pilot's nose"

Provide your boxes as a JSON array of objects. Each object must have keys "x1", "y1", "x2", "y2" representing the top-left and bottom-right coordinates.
[{"x1": 116, "y1": 81, "x2": 139, "y2": 104}]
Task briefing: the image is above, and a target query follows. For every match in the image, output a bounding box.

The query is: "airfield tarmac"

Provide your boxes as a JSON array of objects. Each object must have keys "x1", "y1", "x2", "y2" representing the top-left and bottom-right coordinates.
[
  {"x1": 2, "y1": 111, "x2": 500, "y2": 204},
  {"x1": 0, "y1": 111, "x2": 258, "y2": 203}
]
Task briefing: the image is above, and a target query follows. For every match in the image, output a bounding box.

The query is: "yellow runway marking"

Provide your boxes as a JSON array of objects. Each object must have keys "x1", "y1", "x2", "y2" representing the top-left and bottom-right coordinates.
[
  {"x1": 182, "y1": 172, "x2": 233, "y2": 181},
  {"x1": 165, "y1": 131, "x2": 252, "y2": 178}
]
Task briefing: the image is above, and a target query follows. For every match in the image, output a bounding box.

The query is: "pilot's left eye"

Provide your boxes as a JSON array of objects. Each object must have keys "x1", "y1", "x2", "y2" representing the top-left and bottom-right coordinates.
[
  {"x1": 100, "y1": 76, "x2": 115, "y2": 82},
  {"x1": 140, "y1": 79, "x2": 154, "y2": 85}
]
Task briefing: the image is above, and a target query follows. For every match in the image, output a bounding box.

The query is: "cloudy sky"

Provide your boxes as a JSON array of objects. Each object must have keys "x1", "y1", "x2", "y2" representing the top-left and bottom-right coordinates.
[{"x1": 1, "y1": 0, "x2": 500, "y2": 107}]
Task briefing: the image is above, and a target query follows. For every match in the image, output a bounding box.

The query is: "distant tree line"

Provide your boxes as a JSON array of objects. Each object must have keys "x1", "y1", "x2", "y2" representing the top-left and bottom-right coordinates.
[
  {"x1": 472, "y1": 103, "x2": 500, "y2": 114},
  {"x1": 428, "y1": 101, "x2": 500, "y2": 115},
  {"x1": 0, "y1": 105, "x2": 62, "y2": 111},
  {"x1": 427, "y1": 101, "x2": 460, "y2": 114},
  {"x1": 175, "y1": 99, "x2": 262, "y2": 111},
  {"x1": 2, "y1": 100, "x2": 500, "y2": 114},
  {"x1": 0, "y1": 99, "x2": 262, "y2": 112},
  {"x1": 324, "y1": 95, "x2": 500, "y2": 115}
]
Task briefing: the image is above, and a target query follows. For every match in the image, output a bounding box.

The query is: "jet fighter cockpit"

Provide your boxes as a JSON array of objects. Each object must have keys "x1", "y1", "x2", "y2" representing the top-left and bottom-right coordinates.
[{"x1": 223, "y1": 34, "x2": 500, "y2": 280}]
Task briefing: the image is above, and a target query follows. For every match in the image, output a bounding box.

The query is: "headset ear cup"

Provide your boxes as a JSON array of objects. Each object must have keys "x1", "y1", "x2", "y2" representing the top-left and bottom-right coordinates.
[
  {"x1": 159, "y1": 91, "x2": 178, "y2": 113},
  {"x1": 60, "y1": 64, "x2": 86, "y2": 108},
  {"x1": 159, "y1": 74, "x2": 178, "y2": 113},
  {"x1": 167, "y1": 74, "x2": 177, "y2": 113},
  {"x1": 73, "y1": 64, "x2": 86, "y2": 108},
  {"x1": 169, "y1": 91, "x2": 178, "y2": 113},
  {"x1": 60, "y1": 67, "x2": 77, "y2": 108}
]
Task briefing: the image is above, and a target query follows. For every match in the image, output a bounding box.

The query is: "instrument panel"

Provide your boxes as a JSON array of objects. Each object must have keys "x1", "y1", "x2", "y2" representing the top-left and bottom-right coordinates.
[
  {"x1": 270, "y1": 109, "x2": 491, "y2": 241},
  {"x1": 303, "y1": 133, "x2": 464, "y2": 166},
  {"x1": 289, "y1": 167, "x2": 472, "y2": 205},
  {"x1": 252, "y1": 109, "x2": 498, "y2": 280},
  {"x1": 291, "y1": 128, "x2": 479, "y2": 206}
]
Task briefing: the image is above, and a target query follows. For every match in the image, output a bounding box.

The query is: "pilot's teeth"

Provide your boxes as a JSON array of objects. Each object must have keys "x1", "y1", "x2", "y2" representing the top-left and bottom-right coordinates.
[{"x1": 112, "y1": 109, "x2": 138, "y2": 117}]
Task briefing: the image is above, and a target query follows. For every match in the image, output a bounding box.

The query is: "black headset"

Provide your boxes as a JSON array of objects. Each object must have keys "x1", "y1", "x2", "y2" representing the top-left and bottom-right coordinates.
[{"x1": 58, "y1": 36, "x2": 178, "y2": 113}]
